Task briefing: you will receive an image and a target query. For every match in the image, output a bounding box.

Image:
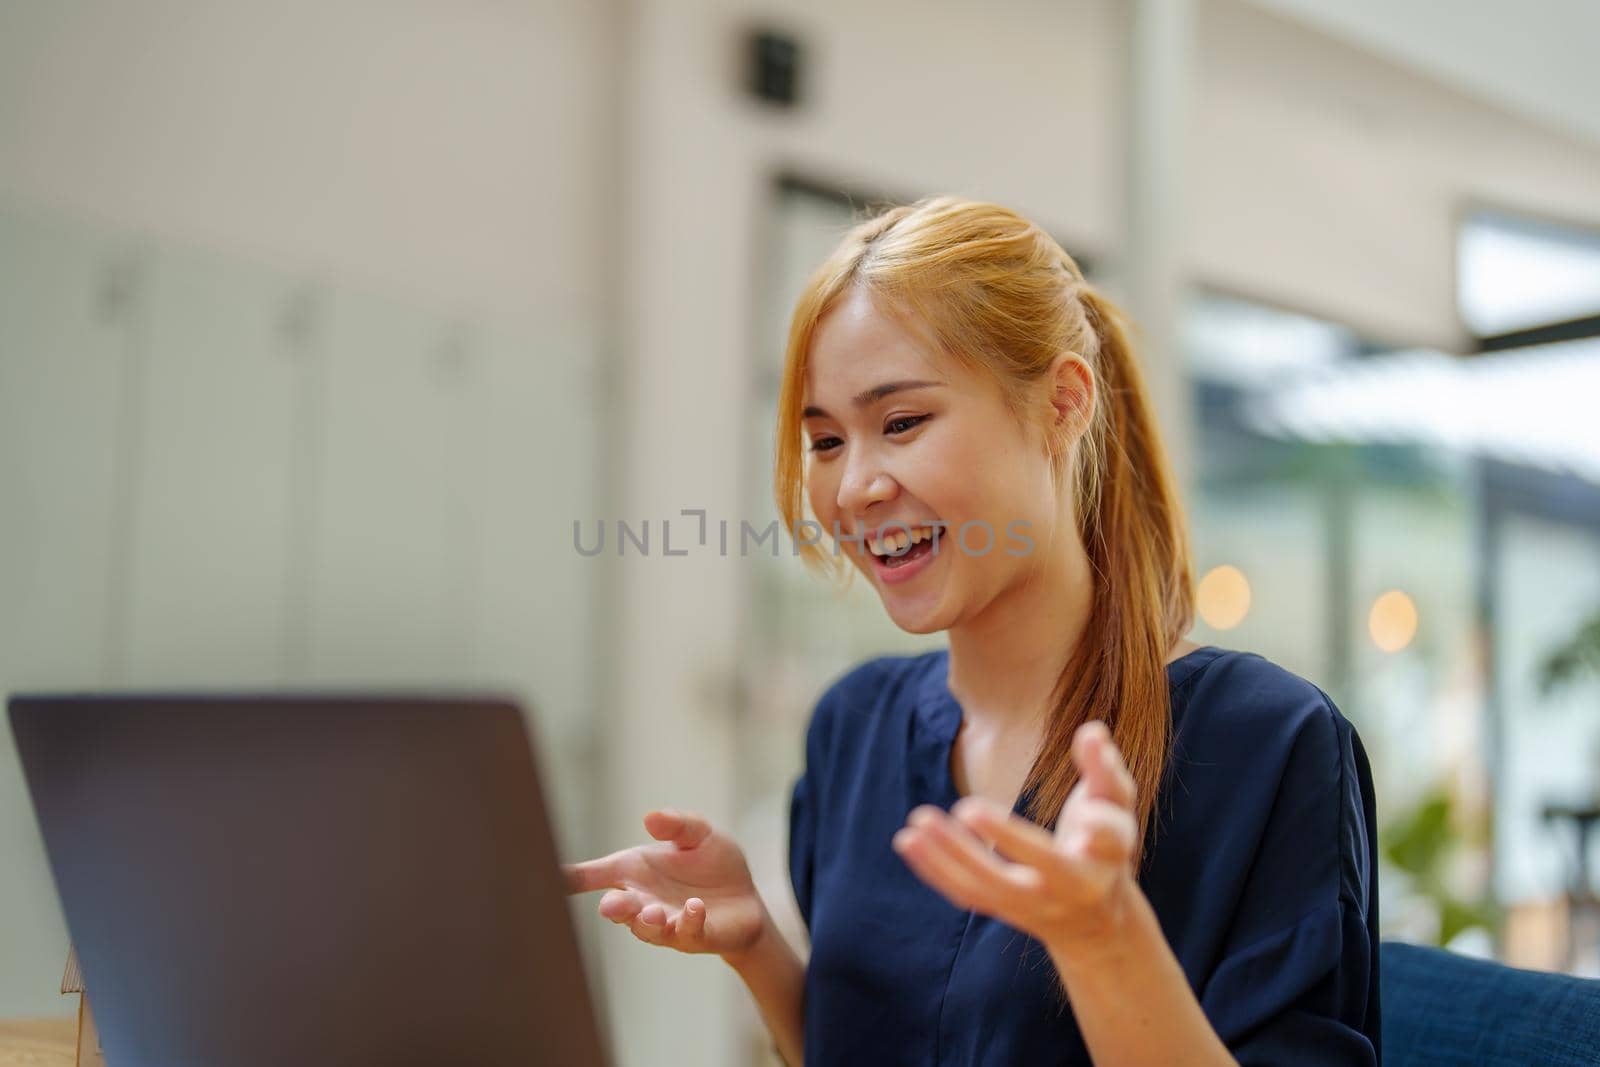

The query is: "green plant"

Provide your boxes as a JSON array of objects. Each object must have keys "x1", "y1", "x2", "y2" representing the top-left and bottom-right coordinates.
[
  {"x1": 1380, "y1": 784, "x2": 1496, "y2": 946},
  {"x1": 1539, "y1": 608, "x2": 1600, "y2": 696}
]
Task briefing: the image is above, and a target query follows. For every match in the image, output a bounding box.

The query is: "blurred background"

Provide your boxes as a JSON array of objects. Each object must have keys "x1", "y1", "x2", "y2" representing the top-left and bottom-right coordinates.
[{"x1": 2, "y1": 1, "x2": 1599, "y2": 1064}]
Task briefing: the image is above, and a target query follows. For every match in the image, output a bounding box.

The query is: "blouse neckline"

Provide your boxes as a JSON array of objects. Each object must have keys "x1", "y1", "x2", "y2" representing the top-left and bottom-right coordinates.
[{"x1": 911, "y1": 644, "x2": 1223, "y2": 815}]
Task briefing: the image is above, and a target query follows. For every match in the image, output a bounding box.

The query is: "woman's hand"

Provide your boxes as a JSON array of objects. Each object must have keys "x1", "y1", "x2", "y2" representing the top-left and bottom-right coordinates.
[
  {"x1": 892, "y1": 720, "x2": 1141, "y2": 954},
  {"x1": 564, "y1": 809, "x2": 769, "y2": 960}
]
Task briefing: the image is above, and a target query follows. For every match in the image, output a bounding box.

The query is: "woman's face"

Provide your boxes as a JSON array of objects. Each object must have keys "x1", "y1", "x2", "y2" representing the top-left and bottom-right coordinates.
[{"x1": 802, "y1": 287, "x2": 1069, "y2": 634}]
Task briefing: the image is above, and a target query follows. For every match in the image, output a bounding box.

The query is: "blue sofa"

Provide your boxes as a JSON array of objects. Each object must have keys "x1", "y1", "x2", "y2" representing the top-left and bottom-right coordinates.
[{"x1": 1382, "y1": 940, "x2": 1600, "y2": 1065}]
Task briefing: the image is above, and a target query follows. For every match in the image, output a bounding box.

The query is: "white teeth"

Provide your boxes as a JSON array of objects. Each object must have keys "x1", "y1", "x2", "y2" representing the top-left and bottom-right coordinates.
[{"x1": 869, "y1": 526, "x2": 934, "y2": 556}]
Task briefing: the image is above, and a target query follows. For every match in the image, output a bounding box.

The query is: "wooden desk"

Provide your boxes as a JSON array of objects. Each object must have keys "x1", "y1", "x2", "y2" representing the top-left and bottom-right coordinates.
[{"x1": 0, "y1": 1017, "x2": 75, "y2": 1066}]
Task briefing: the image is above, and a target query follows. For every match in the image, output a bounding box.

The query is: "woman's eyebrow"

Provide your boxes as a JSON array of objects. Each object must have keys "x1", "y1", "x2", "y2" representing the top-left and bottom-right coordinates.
[{"x1": 802, "y1": 379, "x2": 944, "y2": 419}]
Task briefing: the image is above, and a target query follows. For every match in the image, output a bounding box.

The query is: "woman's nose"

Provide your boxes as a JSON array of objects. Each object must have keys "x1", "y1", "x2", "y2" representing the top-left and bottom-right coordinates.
[{"x1": 837, "y1": 457, "x2": 897, "y2": 514}]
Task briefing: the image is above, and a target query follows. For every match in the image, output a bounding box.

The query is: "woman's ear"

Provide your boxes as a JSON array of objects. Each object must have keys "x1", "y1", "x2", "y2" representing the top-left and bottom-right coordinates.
[{"x1": 1049, "y1": 352, "x2": 1095, "y2": 438}]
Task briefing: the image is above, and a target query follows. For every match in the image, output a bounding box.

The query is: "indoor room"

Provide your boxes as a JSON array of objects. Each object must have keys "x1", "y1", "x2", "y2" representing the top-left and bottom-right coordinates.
[{"x1": 2, "y1": 2, "x2": 1599, "y2": 1064}]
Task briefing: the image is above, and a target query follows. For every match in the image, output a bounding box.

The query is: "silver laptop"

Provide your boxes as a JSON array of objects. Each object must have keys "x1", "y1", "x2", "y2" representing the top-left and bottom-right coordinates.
[{"x1": 8, "y1": 691, "x2": 610, "y2": 1067}]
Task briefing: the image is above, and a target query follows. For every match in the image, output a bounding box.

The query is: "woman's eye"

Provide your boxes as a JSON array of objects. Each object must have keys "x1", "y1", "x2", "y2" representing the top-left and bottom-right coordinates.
[
  {"x1": 809, "y1": 416, "x2": 926, "y2": 453},
  {"x1": 885, "y1": 414, "x2": 930, "y2": 435}
]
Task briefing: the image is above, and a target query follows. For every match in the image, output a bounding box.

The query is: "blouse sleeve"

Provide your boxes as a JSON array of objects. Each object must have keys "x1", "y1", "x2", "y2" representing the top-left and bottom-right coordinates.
[
  {"x1": 786, "y1": 657, "x2": 894, "y2": 932},
  {"x1": 787, "y1": 665, "x2": 849, "y2": 932},
  {"x1": 1198, "y1": 701, "x2": 1382, "y2": 1066},
  {"x1": 789, "y1": 761, "x2": 817, "y2": 930}
]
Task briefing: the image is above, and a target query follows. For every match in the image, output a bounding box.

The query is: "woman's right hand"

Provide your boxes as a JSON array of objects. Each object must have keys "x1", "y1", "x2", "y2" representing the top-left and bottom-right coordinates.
[{"x1": 563, "y1": 809, "x2": 769, "y2": 959}]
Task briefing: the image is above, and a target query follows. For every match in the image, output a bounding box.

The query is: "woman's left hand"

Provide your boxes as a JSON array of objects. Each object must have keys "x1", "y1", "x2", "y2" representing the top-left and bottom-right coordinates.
[{"x1": 892, "y1": 719, "x2": 1141, "y2": 954}]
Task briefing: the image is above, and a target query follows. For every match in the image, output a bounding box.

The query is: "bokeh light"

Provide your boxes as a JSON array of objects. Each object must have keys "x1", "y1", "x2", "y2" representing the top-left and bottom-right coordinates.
[
  {"x1": 1368, "y1": 589, "x2": 1419, "y2": 652},
  {"x1": 1197, "y1": 564, "x2": 1252, "y2": 630}
]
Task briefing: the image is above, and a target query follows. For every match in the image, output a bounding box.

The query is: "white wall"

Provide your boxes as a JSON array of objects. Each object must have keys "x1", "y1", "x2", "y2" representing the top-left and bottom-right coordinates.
[{"x1": 0, "y1": 0, "x2": 615, "y2": 326}]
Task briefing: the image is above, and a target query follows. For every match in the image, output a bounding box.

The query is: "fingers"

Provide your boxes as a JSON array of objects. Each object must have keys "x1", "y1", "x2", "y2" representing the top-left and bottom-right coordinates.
[
  {"x1": 666, "y1": 896, "x2": 711, "y2": 949},
  {"x1": 629, "y1": 903, "x2": 670, "y2": 946},
  {"x1": 569, "y1": 807, "x2": 710, "y2": 896},
  {"x1": 642, "y1": 808, "x2": 713, "y2": 849},
  {"x1": 953, "y1": 790, "x2": 1135, "y2": 874},
  {"x1": 951, "y1": 796, "x2": 1066, "y2": 876},
  {"x1": 677, "y1": 897, "x2": 708, "y2": 941},
  {"x1": 893, "y1": 805, "x2": 1039, "y2": 912},
  {"x1": 598, "y1": 888, "x2": 643, "y2": 923},
  {"x1": 563, "y1": 852, "x2": 628, "y2": 895},
  {"x1": 1062, "y1": 797, "x2": 1138, "y2": 866},
  {"x1": 601, "y1": 895, "x2": 662, "y2": 940},
  {"x1": 893, "y1": 824, "x2": 989, "y2": 910},
  {"x1": 596, "y1": 888, "x2": 709, "y2": 951},
  {"x1": 1072, "y1": 721, "x2": 1136, "y2": 811},
  {"x1": 568, "y1": 809, "x2": 710, "y2": 897},
  {"x1": 623, "y1": 897, "x2": 708, "y2": 950}
]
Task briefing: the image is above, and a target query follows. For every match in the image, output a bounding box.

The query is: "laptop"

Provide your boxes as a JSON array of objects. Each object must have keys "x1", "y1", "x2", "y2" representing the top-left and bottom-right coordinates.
[{"x1": 8, "y1": 691, "x2": 610, "y2": 1067}]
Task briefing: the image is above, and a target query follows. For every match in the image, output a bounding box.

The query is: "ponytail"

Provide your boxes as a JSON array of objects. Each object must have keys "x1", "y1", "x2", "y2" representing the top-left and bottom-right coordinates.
[{"x1": 1015, "y1": 285, "x2": 1193, "y2": 861}]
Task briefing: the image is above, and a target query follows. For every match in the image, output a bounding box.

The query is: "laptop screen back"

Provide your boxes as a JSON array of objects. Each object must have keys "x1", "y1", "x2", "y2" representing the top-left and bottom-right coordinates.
[{"x1": 9, "y1": 692, "x2": 608, "y2": 1067}]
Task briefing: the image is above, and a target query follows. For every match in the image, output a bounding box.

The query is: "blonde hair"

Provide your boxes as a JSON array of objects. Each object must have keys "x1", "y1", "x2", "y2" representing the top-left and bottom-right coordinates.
[{"x1": 774, "y1": 195, "x2": 1194, "y2": 855}]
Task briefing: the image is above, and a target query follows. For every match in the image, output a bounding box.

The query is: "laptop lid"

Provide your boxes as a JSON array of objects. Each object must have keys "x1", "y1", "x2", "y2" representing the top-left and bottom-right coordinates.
[{"x1": 8, "y1": 692, "x2": 609, "y2": 1067}]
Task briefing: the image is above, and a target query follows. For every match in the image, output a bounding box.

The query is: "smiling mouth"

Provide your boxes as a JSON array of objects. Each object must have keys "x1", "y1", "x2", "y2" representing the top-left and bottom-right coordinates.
[
  {"x1": 874, "y1": 540, "x2": 935, "y2": 568},
  {"x1": 866, "y1": 525, "x2": 939, "y2": 567}
]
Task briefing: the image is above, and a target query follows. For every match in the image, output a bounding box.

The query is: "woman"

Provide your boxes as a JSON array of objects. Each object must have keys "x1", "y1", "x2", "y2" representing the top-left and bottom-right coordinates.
[{"x1": 566, "y1": 196, "x2": 1380, "y2": 1065}]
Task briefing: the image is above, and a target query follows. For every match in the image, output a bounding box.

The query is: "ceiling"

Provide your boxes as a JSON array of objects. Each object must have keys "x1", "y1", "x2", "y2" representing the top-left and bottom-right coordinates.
[{"x1": 1249, "y1": 0, "x2": 1600, "y2": 146}]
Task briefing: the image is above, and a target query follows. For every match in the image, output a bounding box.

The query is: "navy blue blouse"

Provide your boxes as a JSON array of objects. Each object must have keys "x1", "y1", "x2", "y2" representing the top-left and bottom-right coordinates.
[{"x1": 788, "y1": 645, "x2": 1381, "y2": 1065}]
